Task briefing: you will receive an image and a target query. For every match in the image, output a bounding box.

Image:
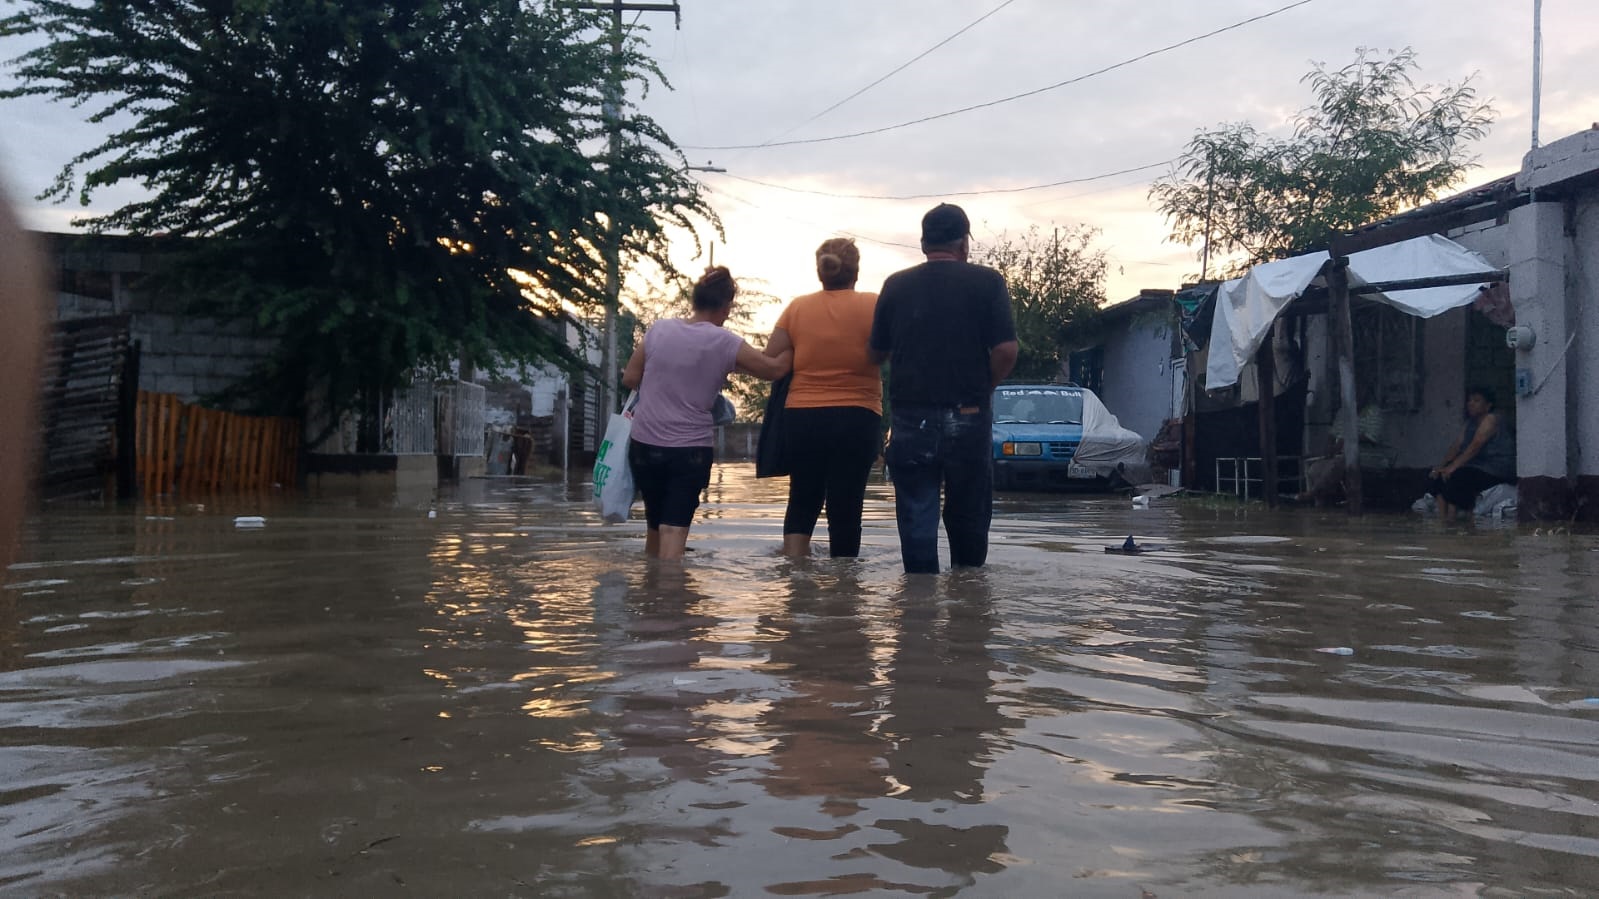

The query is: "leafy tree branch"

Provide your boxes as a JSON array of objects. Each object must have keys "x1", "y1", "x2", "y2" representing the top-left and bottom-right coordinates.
[{"x1": 1150, "y1": 47, "x2": 1493, "y2": 274}]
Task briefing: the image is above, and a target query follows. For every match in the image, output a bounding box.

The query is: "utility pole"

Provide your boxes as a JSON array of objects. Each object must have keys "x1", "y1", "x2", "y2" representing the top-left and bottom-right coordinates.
[
  {"x1": 1531, "y1": 0, "x2": 1544, "y2": 151},
  {"x1": 686, "y1": 161, "x2": 723, "y2": 270},
  {"x1": 572, "y1": 0, "x2": 681, "y2": 431}
]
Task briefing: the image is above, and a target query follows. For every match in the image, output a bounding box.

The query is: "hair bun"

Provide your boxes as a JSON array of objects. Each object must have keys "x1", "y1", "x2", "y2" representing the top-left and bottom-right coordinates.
[
  {"x1": 691, "y1": 265, "x2": 738, "y2": 310},
  {"x1": 814, "y1": 237, "x2": 860, "y2": 287},
  {"x1": 698, "y1": 265, "x2": 732, "y2": 286}
]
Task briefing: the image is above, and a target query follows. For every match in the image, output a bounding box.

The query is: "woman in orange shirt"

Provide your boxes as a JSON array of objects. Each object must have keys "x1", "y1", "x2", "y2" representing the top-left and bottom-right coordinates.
[{"x1": 763, "y1": 238, "x2": 883, "y2": 558}]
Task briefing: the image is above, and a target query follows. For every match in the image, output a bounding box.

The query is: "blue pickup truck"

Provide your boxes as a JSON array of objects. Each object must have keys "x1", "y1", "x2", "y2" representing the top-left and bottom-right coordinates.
[{"x1": 991, "y1": 384, "x2": 1143, "y2": 490}]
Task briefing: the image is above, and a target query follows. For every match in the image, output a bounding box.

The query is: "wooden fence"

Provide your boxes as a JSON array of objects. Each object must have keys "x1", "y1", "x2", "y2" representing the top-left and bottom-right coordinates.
[{"x1": 136, "y1": 391, "x2": 299, "y2": 498}]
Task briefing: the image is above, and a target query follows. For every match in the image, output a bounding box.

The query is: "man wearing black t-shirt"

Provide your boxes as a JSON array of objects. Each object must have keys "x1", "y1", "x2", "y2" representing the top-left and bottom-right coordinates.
[{"x1": 868, "y1": 203, "x2": 1018, "y2": 573}]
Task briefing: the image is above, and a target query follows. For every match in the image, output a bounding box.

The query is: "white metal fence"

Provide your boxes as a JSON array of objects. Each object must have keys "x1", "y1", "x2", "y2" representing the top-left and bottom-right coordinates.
[
  {"x1": 385, "y1": 380, "x2": 436, "y2": 454},
  {"x1": 437, "y1": 379, "x2": 486, "y2": 457}
]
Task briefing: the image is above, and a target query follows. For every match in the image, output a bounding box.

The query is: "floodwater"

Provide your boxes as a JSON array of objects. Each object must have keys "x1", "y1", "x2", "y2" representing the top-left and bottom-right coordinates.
[{"x1": 3, "y1": 466, "x2": 1598, "y2": 898}]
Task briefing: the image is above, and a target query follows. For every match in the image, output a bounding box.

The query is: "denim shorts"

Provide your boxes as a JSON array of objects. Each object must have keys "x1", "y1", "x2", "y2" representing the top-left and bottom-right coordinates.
[{"x1": 628, "y1": 440, "x2": 713, "y2": 528}]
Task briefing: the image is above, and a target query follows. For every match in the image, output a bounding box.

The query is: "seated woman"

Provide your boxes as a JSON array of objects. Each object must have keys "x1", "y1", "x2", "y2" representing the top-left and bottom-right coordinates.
[{"x1": 1427, "y1": 386, "x2": 1515, "y2": 520}]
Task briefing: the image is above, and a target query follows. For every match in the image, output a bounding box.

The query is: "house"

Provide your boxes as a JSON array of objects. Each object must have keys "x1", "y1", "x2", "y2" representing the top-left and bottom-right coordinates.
[
  {"x1": 1072, "y1": 289, "x2": 1183, "y2": 448},
  {"x1": 1188, "y1": 125, "x2": 1599, "y2": 521}
]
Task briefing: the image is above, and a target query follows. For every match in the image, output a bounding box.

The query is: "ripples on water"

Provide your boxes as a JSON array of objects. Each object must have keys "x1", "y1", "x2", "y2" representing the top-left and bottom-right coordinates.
[{"x1": 3, "y1": 465, "x2": 1599, "y2": 896}]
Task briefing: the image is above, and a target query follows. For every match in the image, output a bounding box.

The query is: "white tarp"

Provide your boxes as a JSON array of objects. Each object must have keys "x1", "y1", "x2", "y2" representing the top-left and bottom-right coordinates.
[
  {"x1": 1205, "y1": 253, "x2": 1329, "y2": 390},
  {"x1": 1072, "y1": 388, "x2": 1147, "y2": 473},
  {"x1": 1205, "y1": 234, "x2": 1499, "y2": 389},
  {"x1": 1343, "y1": 233, "x2": 1502, "y2": 316}
]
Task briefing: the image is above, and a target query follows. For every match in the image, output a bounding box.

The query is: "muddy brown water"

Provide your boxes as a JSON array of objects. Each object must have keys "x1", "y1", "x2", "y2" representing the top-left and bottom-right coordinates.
[{"x1": 3, "y1": 464, "x2": 1598, "y2": 897}]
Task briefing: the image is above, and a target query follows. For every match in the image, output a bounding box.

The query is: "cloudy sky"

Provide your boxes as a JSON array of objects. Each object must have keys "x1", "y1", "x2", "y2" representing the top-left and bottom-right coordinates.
[
  {"x1": 634, "y1": 0, "x2": 1596, "y2": 314},
  {"x1": 3, "y1": 0, "x2": 1595, "y2": 324}
]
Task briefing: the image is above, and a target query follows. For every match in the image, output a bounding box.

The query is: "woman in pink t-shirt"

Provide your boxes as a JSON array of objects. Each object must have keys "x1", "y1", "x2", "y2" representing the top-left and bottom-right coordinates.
[{"x1": 621, "y1": 267, "x2": 791, "y2": 560}]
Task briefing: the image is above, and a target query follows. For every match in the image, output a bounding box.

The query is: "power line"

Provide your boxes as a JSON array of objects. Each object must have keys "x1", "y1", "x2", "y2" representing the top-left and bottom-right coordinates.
[
  {"x1": 684, "y1": 0, "x2": 1320, "y2": 151},
  {"x1": 708, "y1": 160, "x2": 1172, "y2": 201},
  {"x1": 696, "y1": 180, "x2": 1192, "y2": 284},
  {"x1": 698, "y1": 182, "x2": 921, "y2": 251},
  {"x1": 1020, "y1": 168, "x2": 1169, "y2": 210},
  {"x1": 751, "y1": 0, "x2": 1020, "y2": 150},
  {"x1": 698, "y1": 177, "x2": 1169, "y2": 256}
]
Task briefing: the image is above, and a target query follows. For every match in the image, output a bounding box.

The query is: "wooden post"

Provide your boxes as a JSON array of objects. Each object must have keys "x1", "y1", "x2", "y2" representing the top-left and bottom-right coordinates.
[
  {"x1": 1181, "y1": 377, "x2": 1197, "y2": 489},
  {"x1": 1329, "y1": 257, "x2": 1363, "y2": 515},
  {"x1": 1256, "y1": 326, "x2": 1278, "y2": 506},
  {"x1": 115, "y1": 342, "x2": 140, "y2": 501},
  {"x1": 158, "y1": 394, "x2": 180, "y2": 497}
]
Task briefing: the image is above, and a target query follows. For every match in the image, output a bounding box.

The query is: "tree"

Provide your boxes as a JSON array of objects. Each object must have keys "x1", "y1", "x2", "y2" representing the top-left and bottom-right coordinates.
[
  {"x1": 1, "y1": 0, "x2": 711, "y2": 419},
  {"x1": 1149, "y1": 47, "x2": 1494, "y2": 272},
  {"x1": 975, "y1": 225, "x2": 1107, "y2": 382}
]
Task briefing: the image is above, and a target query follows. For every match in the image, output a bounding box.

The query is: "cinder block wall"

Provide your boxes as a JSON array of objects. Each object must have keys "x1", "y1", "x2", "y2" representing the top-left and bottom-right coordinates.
[
  {"x1": 48, "y1": 233, "x2": 278, "y2": 409},
  {"x1": 125, "y1": 299, "x2": 277, "y2": 405}
]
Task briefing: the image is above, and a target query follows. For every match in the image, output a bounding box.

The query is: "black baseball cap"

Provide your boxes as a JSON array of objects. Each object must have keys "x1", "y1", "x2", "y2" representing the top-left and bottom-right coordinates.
[{"x1": 921, "y1": 203, "x2": 970, "y2": 244}]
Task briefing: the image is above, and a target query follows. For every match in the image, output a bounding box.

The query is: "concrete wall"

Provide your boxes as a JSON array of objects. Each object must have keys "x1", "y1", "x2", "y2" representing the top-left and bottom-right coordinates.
[
  {"x1": 1507, "y1": 201, "x2": 1571, "y2": 518},
  {"x1": 1392, "y1": 310, "x2": 1470, "y2": 469},
  {"x1": 50, "y1": 237, "x2": 278, "y2": 407},
  {"x1": 1098, "y1": 318, "x2": 1174, "y2": 441},
  {"x1": 1300, "y1": 306, "x2": 1466, "y2": 471},
  {"x1": 127, "y1": 301, "x2": 277, "y2": 403},
  {"x1": 1569, "y1": 193, "x2": 1599, "y2": 506},
  {"x1": 1506, "y1": 127, "x2": 1599, "y2": 519},
  {"x1": 306, "y1": 453, "x2": 438, "y2": 501}
]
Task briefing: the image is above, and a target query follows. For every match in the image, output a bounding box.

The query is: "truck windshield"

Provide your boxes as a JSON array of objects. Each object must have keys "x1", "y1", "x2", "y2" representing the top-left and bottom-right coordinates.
[{"x1": 993, "y1": 391, "x2": 1083, "y2": 424}]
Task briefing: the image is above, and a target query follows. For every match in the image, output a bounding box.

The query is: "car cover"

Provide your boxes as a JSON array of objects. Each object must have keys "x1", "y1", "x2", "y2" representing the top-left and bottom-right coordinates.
[{"x1": 1071, "y1": 390, "x2": 1147, "y2": 474}]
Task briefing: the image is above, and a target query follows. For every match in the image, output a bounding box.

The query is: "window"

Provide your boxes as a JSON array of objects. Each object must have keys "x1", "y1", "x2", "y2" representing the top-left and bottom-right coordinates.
[
  {"x1": 994, "y1": 389, "x2": 1084, "y2": 424},
  {"x1": 1352, "y1": 303, "x2": 1423, "y2": 412}
]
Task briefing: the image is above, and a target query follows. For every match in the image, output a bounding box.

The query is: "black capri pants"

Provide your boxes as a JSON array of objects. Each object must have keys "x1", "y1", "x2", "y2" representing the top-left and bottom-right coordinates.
[
  {"x1": 1428, "y1": 466, "x2": 1510, "y2": 513},
  {"x1": 782, "y1": 405, "x2": 882, "y2": 557},
  {"x1": 628, "y1": 440, "x2": 713, "y2": 529}
]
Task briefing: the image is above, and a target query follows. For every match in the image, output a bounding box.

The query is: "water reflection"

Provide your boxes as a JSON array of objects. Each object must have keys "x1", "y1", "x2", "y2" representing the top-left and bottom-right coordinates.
[
  {"x1": 595, "y1": 566, "x2": 726, "y2": 778},
  {"x1": 871, "y1": 573, "x2": 1014, "y2": 886},
  {"x1": 3, "y1": 473, "x2": 1599, "y2": 896},
  {"x1": 759, "y1": 564, "x2": 884, "y2": 807}
]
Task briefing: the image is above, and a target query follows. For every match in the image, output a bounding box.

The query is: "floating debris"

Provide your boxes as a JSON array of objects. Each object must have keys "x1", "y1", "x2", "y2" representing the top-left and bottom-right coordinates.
[{"x1": 1106, "y1": 535, "x2": 1161, "y2": 555}]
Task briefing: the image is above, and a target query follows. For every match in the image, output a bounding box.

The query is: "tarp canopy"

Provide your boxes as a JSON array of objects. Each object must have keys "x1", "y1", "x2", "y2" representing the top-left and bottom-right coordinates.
[{"x1": 1205, "y1": 234, "x2": 1499, "y2": 389}]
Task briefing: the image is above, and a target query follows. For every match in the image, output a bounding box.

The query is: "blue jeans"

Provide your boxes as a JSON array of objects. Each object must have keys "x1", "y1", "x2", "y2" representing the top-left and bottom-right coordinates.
[{"x1": 885, "y1": 405, "x2": 993, "y2": 574}]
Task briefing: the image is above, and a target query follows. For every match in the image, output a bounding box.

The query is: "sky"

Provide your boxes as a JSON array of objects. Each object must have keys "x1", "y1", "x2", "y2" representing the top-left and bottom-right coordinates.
[{"x1": 3, "y1": 0, "x2": 1596, "y2": 331}]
